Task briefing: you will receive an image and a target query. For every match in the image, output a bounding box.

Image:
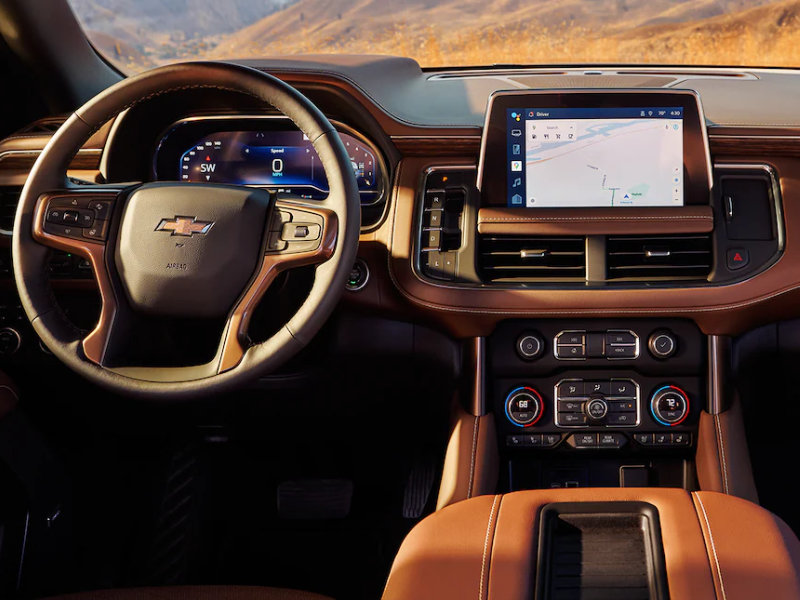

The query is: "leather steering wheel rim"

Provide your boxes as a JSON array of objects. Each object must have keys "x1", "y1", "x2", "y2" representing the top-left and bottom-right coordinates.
[{"x1": 12, "y1": 62, "x2": 361, "y2": 400}]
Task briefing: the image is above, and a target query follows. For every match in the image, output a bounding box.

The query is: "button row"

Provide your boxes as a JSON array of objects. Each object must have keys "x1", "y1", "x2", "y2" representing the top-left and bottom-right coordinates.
[
  {"x1": 421, "y1": 187, "x2": 463, "y2": 281},
  {"x1": 557, "y1": 379, "x2": 636, "y2": 399},
  {"x1": 506, "y1": 433, "x2": 562, "y2": 448},
  {"x1": 43, "y1": 196, "x2": 113, "y2": 242},
  {"x1": 633, "y1": 432, "x2": 691, "y2": 446},
  {"x1": 554, "y1": 330, "x2": 638, "y2": 360}
]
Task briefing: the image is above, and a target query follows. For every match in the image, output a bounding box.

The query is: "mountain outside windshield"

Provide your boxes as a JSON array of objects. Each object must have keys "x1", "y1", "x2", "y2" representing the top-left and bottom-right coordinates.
[{"x1": 66, "y1": 0, "x2": 800, "y2": 73}]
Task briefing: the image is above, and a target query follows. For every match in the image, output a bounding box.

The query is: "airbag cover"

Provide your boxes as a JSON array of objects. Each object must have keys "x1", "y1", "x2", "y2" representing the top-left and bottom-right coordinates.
[{"x1": 115, "y1": 183, "x2": 270, "y2": 317}]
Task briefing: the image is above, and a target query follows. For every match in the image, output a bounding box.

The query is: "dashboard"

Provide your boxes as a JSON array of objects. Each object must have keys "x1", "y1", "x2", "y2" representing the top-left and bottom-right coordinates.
[{"x1": 3, "y1": 56, "x2": 800, "y2": 342}]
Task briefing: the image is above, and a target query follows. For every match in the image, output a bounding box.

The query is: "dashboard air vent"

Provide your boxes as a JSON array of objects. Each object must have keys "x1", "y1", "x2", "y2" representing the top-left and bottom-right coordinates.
[
  {"x1": 606, "y1": 234, "x2": 712, "y2": 281},
  {"x1": 478, "y1": 235, "x2": 585, "y2": 282},
  {"x1": 0, "y1": 188, "x2": 21, "y2": 233}
]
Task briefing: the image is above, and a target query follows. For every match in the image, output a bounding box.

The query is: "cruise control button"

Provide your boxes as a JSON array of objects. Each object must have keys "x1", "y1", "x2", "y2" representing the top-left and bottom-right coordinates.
[
  {"x1": 557, "y1": 382, "x2": 584, "y2": 398},
  {"x1": 572, "y1": 433, "x2": 598, "y2": 448},
  {"x1": 62, "y1": 210, "x2": 80, "y2": 224},
  {"x1": 78, "y1": 210, "x2": 95, "y2": 227},
  {"x1": 90, "y1": 200, "x2": 112, "y2": 219},
  {"x1": 557, "y1": 399, "x2": 584, "y2": 412},
  {"x1": 606, "y1": 412, "x2": 635, "y2": 426},
  {"x1": 610, "y1": 380, "x2": 636, "y2": 397},
  {"x1": 44, "y1": 223, "x2": 81, "y2": 239},
  {"x1": 83, "y1": 220, "x2": 110, "y2": 241},
  {"x1": 46, "y1": 208, "x2": 64, "y2": 223}
]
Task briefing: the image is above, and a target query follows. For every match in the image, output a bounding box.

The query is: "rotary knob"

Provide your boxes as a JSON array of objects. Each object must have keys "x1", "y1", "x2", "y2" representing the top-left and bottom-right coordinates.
[
  {"x1": 648, "y1": 330, "x2": 677, "y2": 359},
  {"x1": 650, "y1": 385, "x2": 690, "y2": 426},
  {"x1": 516, "y1": 332, "x2": 545, "y2": 361},
  {"x1": 585, "y1": 396, "x2": 609, "y2": 424},
  {"x1": 505, "y1": 387, "x2": 543, "y2": 427}
]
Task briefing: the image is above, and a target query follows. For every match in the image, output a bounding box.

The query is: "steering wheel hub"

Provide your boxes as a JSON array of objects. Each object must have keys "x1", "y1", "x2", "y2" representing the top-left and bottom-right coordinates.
[{"x1": 116, "y1": 182, "x2": 272, "y2": 318}]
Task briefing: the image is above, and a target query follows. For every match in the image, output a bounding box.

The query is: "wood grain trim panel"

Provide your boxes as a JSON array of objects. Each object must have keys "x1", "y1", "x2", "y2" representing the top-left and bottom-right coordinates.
[{"x1": 476, "y1": 206, "x2": 714, "y2": 235}]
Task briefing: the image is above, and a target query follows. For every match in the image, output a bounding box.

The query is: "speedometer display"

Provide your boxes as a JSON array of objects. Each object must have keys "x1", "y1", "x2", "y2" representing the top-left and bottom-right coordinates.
[{"x1": 179, "y1": 130, "x2": 380, "y2": 202}]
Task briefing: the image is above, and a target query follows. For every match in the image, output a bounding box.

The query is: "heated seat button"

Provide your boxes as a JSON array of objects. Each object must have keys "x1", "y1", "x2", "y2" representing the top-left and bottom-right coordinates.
[
  {"x1": 634, "y1": 433, "x2": 653, "y2": 445},
  {"x1": 542, "y1": 434, "x2": 562, "y2": 447}
]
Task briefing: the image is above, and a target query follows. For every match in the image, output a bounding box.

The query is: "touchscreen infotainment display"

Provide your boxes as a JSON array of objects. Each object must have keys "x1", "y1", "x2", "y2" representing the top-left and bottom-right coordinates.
[
  {"x1": 478, "y1": 90, "x2": 711, "y2": 209},
  {"x1": 505, "y1": 107, "x2": 684, "y2": 208}
]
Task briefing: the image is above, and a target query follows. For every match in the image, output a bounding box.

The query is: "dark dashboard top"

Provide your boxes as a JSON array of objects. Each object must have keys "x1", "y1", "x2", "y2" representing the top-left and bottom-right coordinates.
[{"x1": 236, "y1": 55, "x2": 800, "y2": 129}]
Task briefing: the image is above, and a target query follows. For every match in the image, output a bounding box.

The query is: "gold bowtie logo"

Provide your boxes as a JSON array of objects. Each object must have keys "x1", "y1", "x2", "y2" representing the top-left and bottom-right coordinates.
[{"x1": 155, "y1": 216, "x2": 214, "y2": 237}]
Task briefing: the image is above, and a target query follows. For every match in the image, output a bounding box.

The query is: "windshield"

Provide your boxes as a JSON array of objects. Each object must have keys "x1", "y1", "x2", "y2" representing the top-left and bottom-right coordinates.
[{"x1": 67, "y1": 0, "x2": 800, "y2": 73}]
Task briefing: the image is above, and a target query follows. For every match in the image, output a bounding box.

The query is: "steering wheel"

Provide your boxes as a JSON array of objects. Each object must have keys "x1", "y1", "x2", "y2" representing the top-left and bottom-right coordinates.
[{"x1": 12, "y1": 62, "x2": 360, "y2": 399}]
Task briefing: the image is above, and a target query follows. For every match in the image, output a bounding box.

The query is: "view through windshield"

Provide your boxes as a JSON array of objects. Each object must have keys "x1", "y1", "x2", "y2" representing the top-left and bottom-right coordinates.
[{"x1": 67, "y1": 0, "x2": 800, "y2": 73}]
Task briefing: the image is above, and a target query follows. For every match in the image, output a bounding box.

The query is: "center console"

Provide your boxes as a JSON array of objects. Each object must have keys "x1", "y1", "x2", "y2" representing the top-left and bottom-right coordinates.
[{"x1": 490, "y1": 319, "x2": 704, "y2": 490}]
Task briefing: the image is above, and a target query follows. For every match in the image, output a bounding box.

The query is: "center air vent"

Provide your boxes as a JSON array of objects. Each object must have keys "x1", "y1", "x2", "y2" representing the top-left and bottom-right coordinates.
[
  {"x1": 607, "y1": 234, "x2": 712, "y2": 281},
  {"x1": 478, "y1": 235, "x2": 586, "y2": 282}
]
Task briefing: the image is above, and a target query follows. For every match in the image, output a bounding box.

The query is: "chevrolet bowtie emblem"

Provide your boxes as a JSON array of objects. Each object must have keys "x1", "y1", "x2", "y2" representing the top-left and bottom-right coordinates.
[{"x1": 155, "y1": 216, "x2": 214, "y2": 237}]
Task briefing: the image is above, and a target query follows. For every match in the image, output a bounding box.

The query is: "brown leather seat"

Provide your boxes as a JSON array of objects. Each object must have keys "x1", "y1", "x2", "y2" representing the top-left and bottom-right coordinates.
[
  {"x1": 43, "y1": 586, "x2": 333, "y2": 600},
  {"x1": 383, "y1": 488, "x2": 800, "y2": 600}
]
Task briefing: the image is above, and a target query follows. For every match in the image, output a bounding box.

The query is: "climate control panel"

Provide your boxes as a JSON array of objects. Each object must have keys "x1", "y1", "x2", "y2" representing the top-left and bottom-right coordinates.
[{"x1": 490, "y1": 318, "x2": 704, "y2": 456}]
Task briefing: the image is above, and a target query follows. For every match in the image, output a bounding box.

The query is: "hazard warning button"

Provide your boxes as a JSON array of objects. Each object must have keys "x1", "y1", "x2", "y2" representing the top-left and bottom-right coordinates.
[{"x1": 726, "y1": 248, "x2": 750, "y2": 271}]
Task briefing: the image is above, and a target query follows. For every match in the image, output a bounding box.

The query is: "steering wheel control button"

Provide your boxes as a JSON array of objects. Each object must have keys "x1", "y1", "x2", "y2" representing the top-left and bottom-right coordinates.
[
  {"x1": 345, "y1": 259, "x2": 369, "y2": 292},
  {"x1": 650, "y1": 385, "x2": 690, "y2": 426},
  {"x1": 504, "y1": 387, "x2": 543, "y2": 427},
  {"x1": 517, "y1": 332, "x2": 545, "y2": 360},
  {"x1": 90, "y1": 200, "x2": 112, "y2": 219},
  {"x1": 586, "y1": 398, "x2": 609, "y2": 422},
  {"x1": 648, "y1": 331, "x2": 678, "y2": 359},
  {"x1": 727, "y1": 247, "x2": 750, "y2": 270},
  {"x1": 83, "y1": 220, "x2": 110, "y2": 241}
]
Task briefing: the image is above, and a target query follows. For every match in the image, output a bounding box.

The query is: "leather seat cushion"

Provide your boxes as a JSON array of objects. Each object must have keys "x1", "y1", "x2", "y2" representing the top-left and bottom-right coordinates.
[{"x1": 42, "y1": 585, "x2": 333, "y2": 600}]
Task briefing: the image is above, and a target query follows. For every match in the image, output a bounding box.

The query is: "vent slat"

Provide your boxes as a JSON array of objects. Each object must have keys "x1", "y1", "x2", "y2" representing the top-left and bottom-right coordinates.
[
  {"x1": 607, "y1": 234, "x2": 712, "y2": 281},
  {"x1": 0, "y1": 188, "x2": 21, "y2": 232},
  {"x1": 478, "y1": 235, "x2": 585, "y2": 282}
]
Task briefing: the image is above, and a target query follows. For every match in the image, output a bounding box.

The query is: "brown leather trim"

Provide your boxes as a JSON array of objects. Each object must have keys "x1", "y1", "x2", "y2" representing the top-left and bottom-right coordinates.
[
  {"x1": 477, "y1": 206, "x2": 714, "y2": 236},
  {"x1": 435, "y1": 406, "x2": 498, "y2": 510},
  {"x1": 385, "y1": 488, "x2": 723, "y2": 600},
  {"x1": 692, "y1": 491, "x2": 800, "y2": 600},
  {"x1": 696, "y1": 401, "x2": 759, "y2": 503},
  {"x1": 386, "y1": 489, "x2": 800, "y2": 600}
]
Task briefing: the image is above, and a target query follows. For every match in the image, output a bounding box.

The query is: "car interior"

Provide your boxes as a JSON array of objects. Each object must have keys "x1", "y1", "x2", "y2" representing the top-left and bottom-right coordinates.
[{"x1": 1, "y1": 0, "x2": 800, "y2": 598}]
